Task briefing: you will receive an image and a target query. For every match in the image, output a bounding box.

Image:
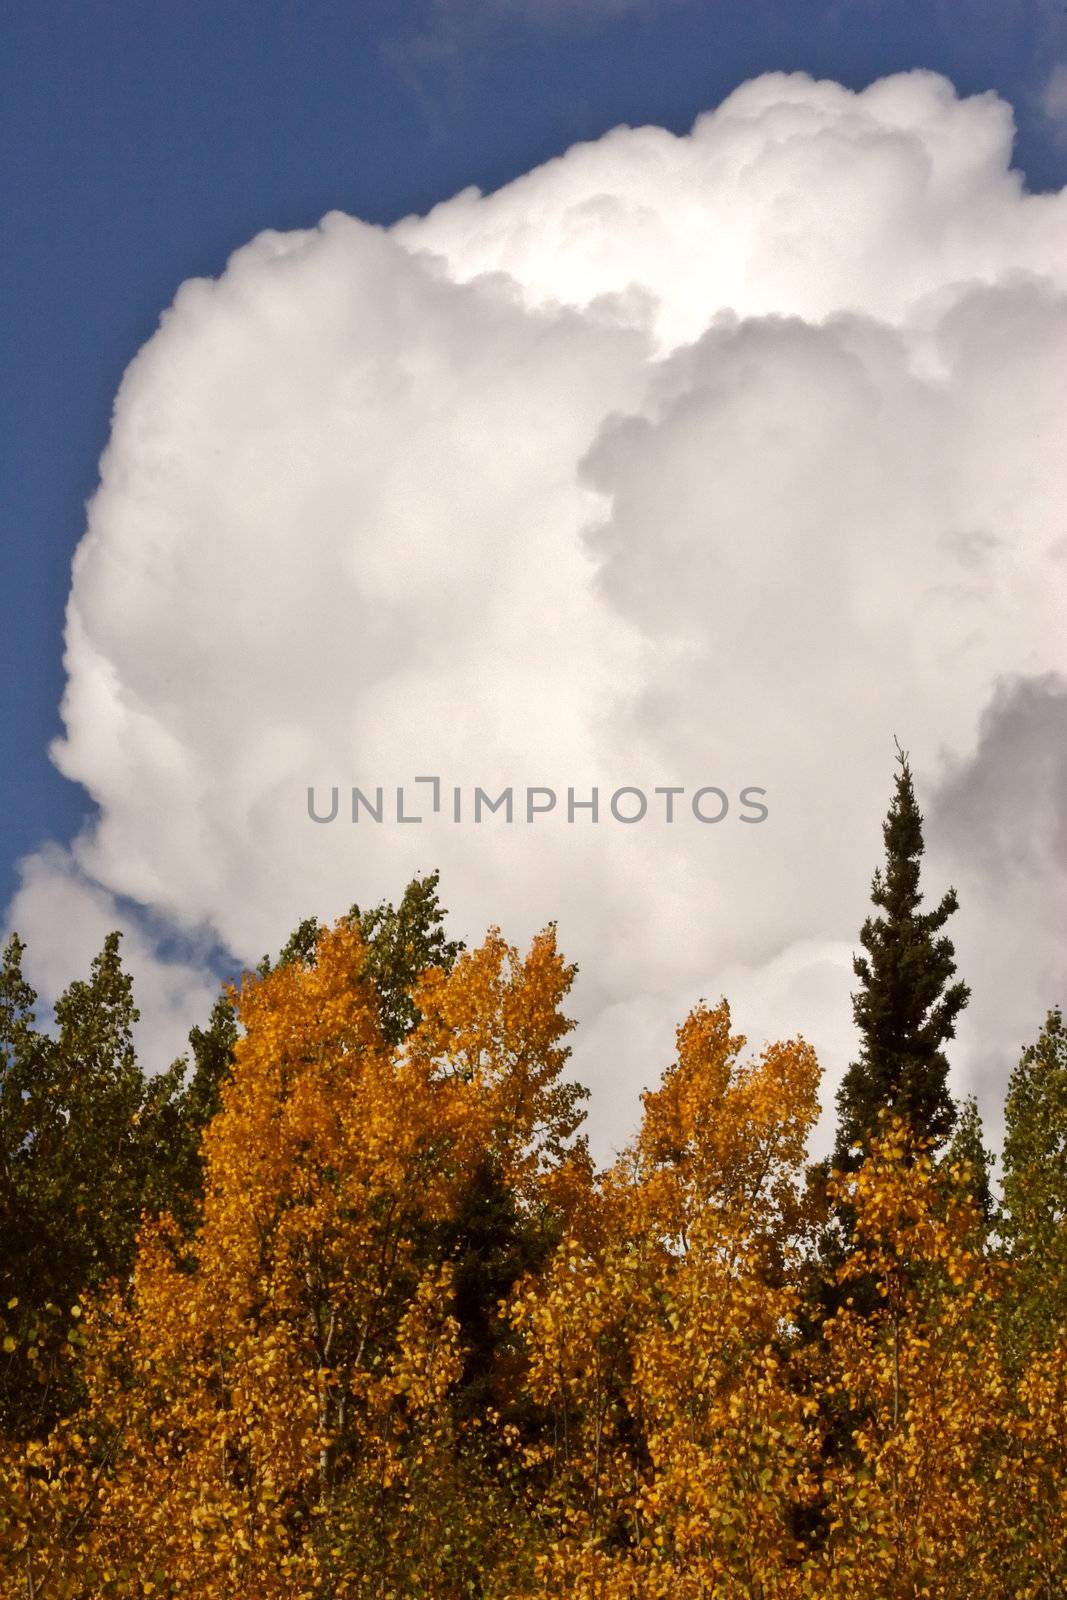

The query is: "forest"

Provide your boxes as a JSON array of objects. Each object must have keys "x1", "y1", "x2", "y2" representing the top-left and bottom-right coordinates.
[{"x1": 1, "y1": 755, "x2": 1064, "y2": 1598}]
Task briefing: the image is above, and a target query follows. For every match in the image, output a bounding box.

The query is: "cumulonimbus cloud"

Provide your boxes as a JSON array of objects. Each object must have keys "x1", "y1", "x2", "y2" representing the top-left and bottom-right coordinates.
[{"x1": 9, "y1": 70, "x2": 1067, "y2": 1158}]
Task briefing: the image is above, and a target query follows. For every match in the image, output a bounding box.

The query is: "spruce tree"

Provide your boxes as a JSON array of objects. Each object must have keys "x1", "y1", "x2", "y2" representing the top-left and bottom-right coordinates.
[{"x1": 833, "y1": 746, "x2": 969, "y2": 1169}]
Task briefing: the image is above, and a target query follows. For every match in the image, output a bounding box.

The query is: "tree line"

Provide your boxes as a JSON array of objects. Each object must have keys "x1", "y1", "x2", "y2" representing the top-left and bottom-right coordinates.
[{"x1": 0, "y1": 752, "x2": 1064, "y2": 1597}]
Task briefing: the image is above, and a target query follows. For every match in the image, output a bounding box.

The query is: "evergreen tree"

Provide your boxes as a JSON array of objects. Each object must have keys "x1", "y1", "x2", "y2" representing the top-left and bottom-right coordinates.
[
  {"x1": 834, "y1": 746, "x2": 969, "y2": 1169},
  {"x1": 438, "y1": 1153, "x2": 558, "y2": 1420}
]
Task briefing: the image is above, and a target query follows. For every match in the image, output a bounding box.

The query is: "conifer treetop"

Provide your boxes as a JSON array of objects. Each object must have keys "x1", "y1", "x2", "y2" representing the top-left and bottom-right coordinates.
[{"x1": 834, "y1": 744, "x2": 970, "y2": 1168}]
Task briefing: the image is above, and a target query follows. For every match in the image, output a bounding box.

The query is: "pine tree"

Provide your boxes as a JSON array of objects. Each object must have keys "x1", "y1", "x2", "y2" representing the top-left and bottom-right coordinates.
[{"x1": 834, "y1": 746, "x2": 969, "y2": 1169}]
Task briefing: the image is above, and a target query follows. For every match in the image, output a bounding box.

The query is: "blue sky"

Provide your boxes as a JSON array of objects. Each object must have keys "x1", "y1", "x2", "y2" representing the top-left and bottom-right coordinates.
[
  {"x1": 3, "y1": 0, "x2": 1065, "y2": 1157},
  {"x1": 1, "y1": 0, "x2": 1064, "y2": 914}
]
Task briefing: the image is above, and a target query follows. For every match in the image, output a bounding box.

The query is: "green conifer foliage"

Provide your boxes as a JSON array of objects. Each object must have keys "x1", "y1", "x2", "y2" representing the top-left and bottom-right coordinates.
[{"x1": 834, "y1": 747, "x2": 969, "y2": 1168}]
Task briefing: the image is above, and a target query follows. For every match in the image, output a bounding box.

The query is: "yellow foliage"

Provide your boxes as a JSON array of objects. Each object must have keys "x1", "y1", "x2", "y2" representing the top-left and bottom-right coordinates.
[{"x1": 2, "y1": 931, "x2": 1064, "y2": 1599}]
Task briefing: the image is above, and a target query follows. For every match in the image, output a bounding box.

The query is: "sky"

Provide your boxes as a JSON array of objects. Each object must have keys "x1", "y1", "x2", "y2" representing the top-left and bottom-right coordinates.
[{"x1": 2, "y1": 0, "x2": 1066, "y2": 1161}]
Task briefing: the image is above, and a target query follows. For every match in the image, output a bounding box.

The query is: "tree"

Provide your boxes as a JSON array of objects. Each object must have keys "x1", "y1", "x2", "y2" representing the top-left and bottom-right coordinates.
[
  {"x1": 268, "y1": 877, "x2": 544, "y2": 1424},
  {"x1": 146, "y1": 991, "x2": 240, "y2": 1230},
  {"x1": 5, "y1": 915, "x2": 584, "y2": 1597},
  {"x1": 834, "y1": 746, "x2": 969, "y2": 1169},
  {"x1": 174, "y1": 872, "x2": 462, "y2": 1225},
  {"x1": 348, "y1": 870, "x2": 464, "y2": 1046},
  {"x1": 511, "y1": 1004, "x2": 824, "y2": 1597},
  {"x1": 816, "y1": 1120, "x2": 1010, "y2": 1598},
  {"x1": 265, "y1": 870, "x2": 464, "y2": 1047},
  {"x1": 5, "y1": 913, "x2": 1067, "y2": 1598},
  {"x1": 1000, "y1": 1008, "x2": 1067, "y2": 1355},
  {"x1": 437, "y1": 1152, "x2": 555, "y2": 1419},
  {"x1": 941, "y1": 1094, "x2": 994, "y2": 1236},
  {"x1": 0, "y1": 932, "x2": 188, "y2": 1440}
]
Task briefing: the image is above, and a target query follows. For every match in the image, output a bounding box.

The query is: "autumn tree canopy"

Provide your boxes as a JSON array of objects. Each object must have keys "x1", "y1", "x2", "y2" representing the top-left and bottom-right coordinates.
[{"x1": 0, "y1": 857, "x2": 1062, "y2": 1598}]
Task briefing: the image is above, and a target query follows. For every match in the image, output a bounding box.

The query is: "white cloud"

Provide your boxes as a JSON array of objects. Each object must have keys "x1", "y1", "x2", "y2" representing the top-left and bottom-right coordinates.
[
  {"x1": 8, "y1": 69, "x2": 1067, "y2": 1157},
  {"x1": 7, "y1": 846, "x2": 219, "y2": 1072}
]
